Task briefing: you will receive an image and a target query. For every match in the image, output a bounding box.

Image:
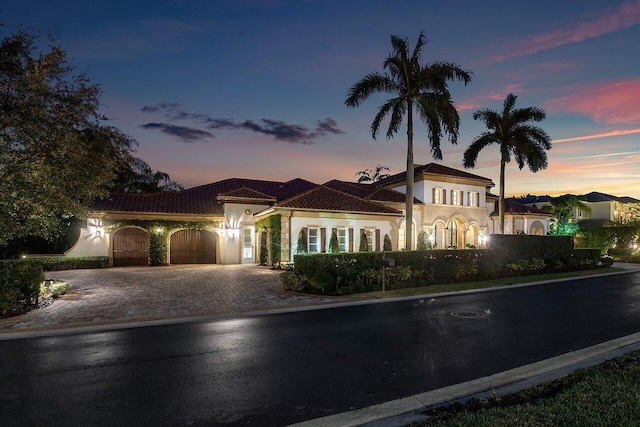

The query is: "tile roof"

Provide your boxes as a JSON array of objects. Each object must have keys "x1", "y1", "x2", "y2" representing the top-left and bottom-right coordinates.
[
  {"x1": 376, "y1": 163, "x2": 495, "y2": 187},
  {"x1": 93, "y1": 178, "x2": 318, "y2": 215},
  {"x1": 582, "y1": 191, "x2": 640, "y2": 203},
  {"x1": 217, "y1": 186, "x2": 277, "y2": 201},
  {"x1": 274, "y1": 185, "x2": 402, "y2": 215},
  {"x1": 490, "y1": 199, "x2": 550, "y2": 216},
  {"x1": 323, "y1": 180, "x2": 421, "y2": 204}
]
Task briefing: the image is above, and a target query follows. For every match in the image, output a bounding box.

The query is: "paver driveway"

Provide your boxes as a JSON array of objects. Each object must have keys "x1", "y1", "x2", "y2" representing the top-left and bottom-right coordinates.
[{"x1": 0, "y1": 265, "x2": 340, "y2": 334}]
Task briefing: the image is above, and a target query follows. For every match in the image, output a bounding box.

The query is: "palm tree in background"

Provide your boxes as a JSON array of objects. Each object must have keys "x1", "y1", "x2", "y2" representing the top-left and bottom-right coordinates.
[
  {"x1": 463, "y1": 94, "x2": 551, "y2": 234},
  {"x1": 345, "y1": 32, "x2": 471, "y2": 249},
  {"x1": 355, "y1": 165, "x2": 391, "y2": 183}
]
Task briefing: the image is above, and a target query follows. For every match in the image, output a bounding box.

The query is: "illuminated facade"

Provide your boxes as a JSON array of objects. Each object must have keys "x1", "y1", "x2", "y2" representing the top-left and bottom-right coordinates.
[{"x1": 66, "y1": 163, "x2": 539, "y2": 265}]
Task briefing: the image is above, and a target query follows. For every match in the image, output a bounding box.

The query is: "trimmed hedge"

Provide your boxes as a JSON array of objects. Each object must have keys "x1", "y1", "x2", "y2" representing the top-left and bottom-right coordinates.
[
  {"x1": 488, "y1": 234, "x2": 574, "y2": 264},
  {"x1": 289, "y1": 239, "x2": 603, "y2": 295},
  {"x1": 21, "y1": 256, "x2": 109, "y2": 271},
  {"x1": 0, "y1": 260, "x2": 45, "y2": 314}
]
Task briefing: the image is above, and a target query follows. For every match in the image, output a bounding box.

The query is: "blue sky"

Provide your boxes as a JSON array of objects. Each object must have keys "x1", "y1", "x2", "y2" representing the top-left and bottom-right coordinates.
[{"x1": 4, "y1": 1, "x2": 640, "y2": 197}]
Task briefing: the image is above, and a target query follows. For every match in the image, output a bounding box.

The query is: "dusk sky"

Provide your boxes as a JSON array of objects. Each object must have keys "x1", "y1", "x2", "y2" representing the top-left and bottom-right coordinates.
[{"x1": 4, "y1": 1, "x2": 640, "y2": 197}]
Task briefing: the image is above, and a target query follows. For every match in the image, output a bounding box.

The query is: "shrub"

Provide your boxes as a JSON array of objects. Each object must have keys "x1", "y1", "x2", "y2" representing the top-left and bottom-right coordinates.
[
  {"x1": 383, "y1": 234, "x2": 392, "y2": 251},
  {"x1": 329, "y1": 232, "x2": 339, "y2": 254},
  {"x1": 507, "y1": 258, "x2": 546, "y2": 273},
  {"x1": 280, "y1": 271, "x2": 306, "y2": 291},
  {"x1": 296, "y1": 229, "x2": 308, "y2": 254},
  {"x1": 41, "y1": 280, "x2": 68, "y2": 299},
  {"x1": 417, "y1": 231, "x2": 428, "y2": 250},
  {"x1": 308, "y1": 271, "x2": 335, "y2": 292},
  {"x1": 24, "y1": 256, "x2": 109, "y2": 271},
  {"x1": 0, "y1": 260, "x2": 45, "y2": 314},
  {"x1": 359, "y1": 231, "x2": 369, "y2": 252}
]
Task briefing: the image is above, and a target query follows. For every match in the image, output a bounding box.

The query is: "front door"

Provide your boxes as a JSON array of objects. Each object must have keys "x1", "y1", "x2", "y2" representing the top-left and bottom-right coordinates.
[{"x1": 242, "y1": 228, "x2": 254, "y2": 263}]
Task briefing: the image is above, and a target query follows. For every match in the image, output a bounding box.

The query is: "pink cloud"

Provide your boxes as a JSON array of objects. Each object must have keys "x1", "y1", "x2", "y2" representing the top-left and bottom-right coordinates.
[
  {"x1": 492, "y1": 1, "x2": 640, "y2": 63},
  {"x1": 547, "y1": 78, "x2": 640, "y2": 124},
  {"x1": 553, "y1": 128, "x2": 640, "y2": 143}
]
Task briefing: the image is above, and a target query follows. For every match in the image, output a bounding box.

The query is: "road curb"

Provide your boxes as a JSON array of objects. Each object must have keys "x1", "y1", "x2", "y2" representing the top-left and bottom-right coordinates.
[{"x1": 289, "y1": 332, "x2": 640, "y2": 427}]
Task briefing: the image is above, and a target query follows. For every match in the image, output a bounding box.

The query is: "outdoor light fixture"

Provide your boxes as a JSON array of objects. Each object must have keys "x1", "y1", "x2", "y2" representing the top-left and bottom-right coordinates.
[
  {"x1": 88, "y1": 218, "x2": 104, "y2": 237},
  {"x1": 155, "y1": 227, "x2": 163, "y2": 234}
]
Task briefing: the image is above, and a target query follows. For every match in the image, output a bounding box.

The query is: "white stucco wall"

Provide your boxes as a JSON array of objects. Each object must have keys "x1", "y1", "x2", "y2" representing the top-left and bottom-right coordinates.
[
  {"x1": 288, "y1": 214, "x2": 395, "y2": 261},
  {"x1": 65, "y1": 228, "x2": 110, "y2": 257}
]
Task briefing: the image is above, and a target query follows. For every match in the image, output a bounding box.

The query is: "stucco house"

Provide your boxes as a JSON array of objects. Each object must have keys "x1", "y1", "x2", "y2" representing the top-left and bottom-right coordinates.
[
  {"x1": 518, "y1": 192, "x2": 640, "y2": 227},
  {"x1": 66, "y1": 163, "x2": 541, "y2": 266}
]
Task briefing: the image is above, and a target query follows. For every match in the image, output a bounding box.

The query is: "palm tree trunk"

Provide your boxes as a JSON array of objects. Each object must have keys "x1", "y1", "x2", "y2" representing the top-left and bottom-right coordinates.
[
  {"x1": 405, "y1": 100, "x2": 414, "y2": 250},
  {"x1": 499, "y1": 158, "x2": 506, "y2": 234}
]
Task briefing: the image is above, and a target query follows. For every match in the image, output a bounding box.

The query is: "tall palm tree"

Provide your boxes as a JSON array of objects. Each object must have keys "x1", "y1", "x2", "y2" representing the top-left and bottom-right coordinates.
[
  {"x1": 463, "y1": 94, "x2": 551, "y2": 234},
  {"x1": 345, "y1": 32, "x2": 471, "y2": 249}
]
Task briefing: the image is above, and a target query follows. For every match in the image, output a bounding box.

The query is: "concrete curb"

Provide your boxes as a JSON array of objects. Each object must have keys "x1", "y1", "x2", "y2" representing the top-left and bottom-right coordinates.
[{"x1": 290, "y1": 332, "x2": 640, "y2": 427}]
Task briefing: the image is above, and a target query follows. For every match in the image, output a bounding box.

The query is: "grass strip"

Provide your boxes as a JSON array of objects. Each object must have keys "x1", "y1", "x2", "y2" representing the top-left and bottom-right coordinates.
[
  {"x1": 411, "y1": 350, "x2": 640, "y2": 426},
  {"x1": 356, "y1": 267, "x2": 624, "y2": 299}
]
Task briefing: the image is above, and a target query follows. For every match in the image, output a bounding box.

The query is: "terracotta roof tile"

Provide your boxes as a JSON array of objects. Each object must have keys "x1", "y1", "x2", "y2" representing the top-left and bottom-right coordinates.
[
  {"x1": 217, "y1": 186, "x2": 277, "y2": 201},
  {"x1": 93, "y1": 178, "x2": 318, "y2": 215},
  {"x1": 275, "y1": 185, "x2": 402, "y2": 215},
  {"x1": 324, "y1": 179, "x2": 421, "y2": 204},
  {"x1": 490, "y1": 199, "x2": 550, "y2": 216},
  {"x1": 377, "y1": 163, "x2": 494, "y2": 187}
]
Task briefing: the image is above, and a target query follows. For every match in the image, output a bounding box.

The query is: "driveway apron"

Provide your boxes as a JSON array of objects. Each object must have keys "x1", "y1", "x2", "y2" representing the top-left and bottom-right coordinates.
[{"x1": 0, "y1": 265, "x2": 339, "y2": 334}]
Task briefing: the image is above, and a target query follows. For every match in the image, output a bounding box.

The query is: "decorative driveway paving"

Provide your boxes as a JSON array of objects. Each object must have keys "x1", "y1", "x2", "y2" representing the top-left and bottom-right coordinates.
[{"x1": 0, "y1": 265, "x2": 341, "y2": 334}]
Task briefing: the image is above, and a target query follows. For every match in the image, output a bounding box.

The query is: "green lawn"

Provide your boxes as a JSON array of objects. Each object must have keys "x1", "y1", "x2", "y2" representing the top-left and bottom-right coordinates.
[
  {"x1": 353, "y1": 267, "x2": 624, "y2": 300},
  {"x1": 411, "y1": 351, "x2": 640, "y2": 426}
]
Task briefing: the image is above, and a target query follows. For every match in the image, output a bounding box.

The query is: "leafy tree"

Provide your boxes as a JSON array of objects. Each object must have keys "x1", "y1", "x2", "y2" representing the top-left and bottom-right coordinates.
[
  {"x1": 355, "y1": 165, "x2": 390, "y2": 183},
  {"x1": 0, "y1": 27, "x2": 135, "y2": 244},
  {"x1": 463, "y1": 94, "x2": 551, "y2": 234},
  {"x1": 109, "y1": 156, "x2": 183, "y2": 193},
  {"x1": 346, "y1": 32, "x2": 471, "y2": 249},
  {"x1": 542, "y1": 195, "x2": 591, "y2": 235},
  {"x1": 417, "y1": 230, "x2": 428, "y2": 250}
]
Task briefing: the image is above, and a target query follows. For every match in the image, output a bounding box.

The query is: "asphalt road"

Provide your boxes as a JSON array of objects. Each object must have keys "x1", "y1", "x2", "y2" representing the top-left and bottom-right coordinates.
[{"x1": 2, "y1": 272, "x2": 640, "y2": 426}]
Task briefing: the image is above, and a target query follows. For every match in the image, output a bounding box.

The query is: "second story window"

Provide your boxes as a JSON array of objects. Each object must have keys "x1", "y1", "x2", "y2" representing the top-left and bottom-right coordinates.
[
  {"x1": 434, "y1": 188, "x2": 443, "y2": 204},
  {"x1": 452, "y1": 190, "x2": 459, "y2": 205},
  {"x1": 468, "y1": 191, "x2": 476, "y2": 207}
]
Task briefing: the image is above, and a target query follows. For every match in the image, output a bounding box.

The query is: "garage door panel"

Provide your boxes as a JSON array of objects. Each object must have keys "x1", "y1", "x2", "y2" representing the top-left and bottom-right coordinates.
[
  {"x1": 113, "y1": 228, "x2": 149, "y2": 267},
  {"x1": 170, "y1": 229, "x2": 216, "y2": 264}
]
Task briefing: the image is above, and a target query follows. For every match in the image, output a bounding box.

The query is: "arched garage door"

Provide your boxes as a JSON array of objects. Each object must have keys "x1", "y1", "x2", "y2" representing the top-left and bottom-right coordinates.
[
  {"x1": 113, "y1": 228, "x2": 149, "y2": 267},
  {"x1": 170, "y1": 229, "x2": 216, "y2": 264}
]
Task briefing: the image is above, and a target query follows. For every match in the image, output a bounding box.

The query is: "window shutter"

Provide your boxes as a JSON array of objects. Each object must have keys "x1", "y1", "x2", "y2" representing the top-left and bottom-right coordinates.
[
  {"x1": 375, "y1": 229, "x2": 381, "y2": 251},
  {"x1": 443, "y1": 189, "x2": 447, "y2": 204},
  {"x1": 432, "y1": 187, "x2": 436, "y2": 203},
  {"x1": 332, "y1": 227, "x2": 337, "y2": 236},
  {"x1": 320, "y1": 228, "x2": 326, "y2": 253},
  {"x1": 348, "y1": 228, "x2": 354, "y2": 252}
]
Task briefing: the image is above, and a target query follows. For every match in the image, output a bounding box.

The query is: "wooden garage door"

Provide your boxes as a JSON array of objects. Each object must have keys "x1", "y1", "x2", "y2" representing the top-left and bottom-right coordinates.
[
  {"x1": 170, "y1": 229, "x2": 216, "y2": 264},
  {"x1": 113, "y1": 228, "x2": 149, "y2": 267}
]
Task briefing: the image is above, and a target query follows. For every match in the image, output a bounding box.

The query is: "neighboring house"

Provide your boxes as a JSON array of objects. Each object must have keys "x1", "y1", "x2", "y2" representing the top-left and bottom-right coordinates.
[
  {"x1": 517, "y1": 192, "x2": 640, "y2": 227},
  {"x1": 491, "y1": 199, "x2": 550, "y2": 236},
  {"x1": 67, "y1": 163, "x2": 536, "y2": 266}
]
